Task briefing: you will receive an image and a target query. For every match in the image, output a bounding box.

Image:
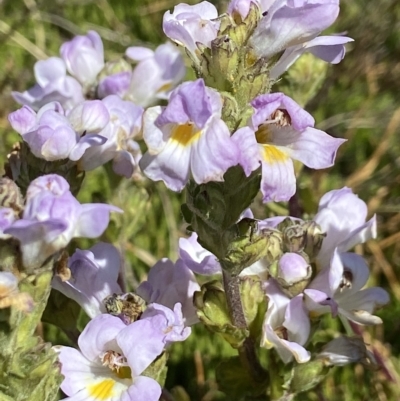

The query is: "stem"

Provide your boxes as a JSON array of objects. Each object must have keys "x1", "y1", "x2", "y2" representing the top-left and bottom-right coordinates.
[{"x1": 222, "y1": 270, "x2": 267, "y2": 383}]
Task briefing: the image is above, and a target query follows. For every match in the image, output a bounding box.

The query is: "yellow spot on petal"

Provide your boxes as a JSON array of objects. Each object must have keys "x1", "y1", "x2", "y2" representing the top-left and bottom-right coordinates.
[
  {"x1": 170, "y1": 123, "x2": 201, "y2": 146},
  {"x1": 88, "y1": 378, "x2": 115, "y2": 400},
  {"x1": 262, "y1": 145, "x2": 289, "y2": 164},
  {"x1": 157, "y1": 82, "x2": 172, "y2": 93}
]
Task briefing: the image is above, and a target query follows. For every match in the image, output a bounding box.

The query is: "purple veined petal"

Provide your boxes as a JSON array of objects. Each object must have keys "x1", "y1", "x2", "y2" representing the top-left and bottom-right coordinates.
[
  {"x1": 57, "y1": 346, "x2": 112, "y2": 396},
  {"x1": 69, "y1": 133, "x2": 108, "y2": 161},
  {"x1": 122, "y1": 376, "x2": 161, "y2": 401},
  {"x1": 142, "y1": 106, "x2": 166, "y2": 154},
  {"x1": 264, "y1": 278, "x2": 290, "y2": 326},
  {"x1": 338, "y1": 287, "x2": 389, "y2": 325},
  {"x1": 280, "y1": 126, "x2": 346, "y2": 169},
  {"x1": 5, "y1": 218, "x2": 67, "y2": 244},
  {"x1": 140, "y1": 137, "x2": 192, "y2": 192},
  {"x1": 178, "y1": 232, "x2": 222, "y2": 275},
  {"x1": 8, "y1": 105, "x2": 37, "y2": 135},
  {"x1": 60, "y1": 31, "x2": 104, "y2": 86},
  {"x1": 190, "y1": 117, "x2": 239, "y2": 185},
  {"x1": 154, "y1": 42, "x2": 186, "y2": 83},
  {"x1": 338, "y1": 215, "x2": 377, "y2": 253},
  {"x1": 78, "y1": 314, "x2": 126, "y2": 362},
  {"x1": 304, "y1": 288, "x2": 338, "y2": 316},
  {"x1": 98, "y1": 71, "x2": 132, "y2": 99},
  {"x1": 117, "y1": 316, "x2": 166, "y2": 376},
  {"x1": 260, "y1": 147, "x2": 296, "y2": 202},
  {"x1": 231, "y1": 127, "x2": 261, "y2": 176},
  {"x1": 112, "y1": 150, "x2": 135, "y2": 178},
  {"x1": 67, "y1": 100, "x2": 110, "y2": 134},
  {"x1": 125, "y1": 46, "x2": 155, "y2": 61},
  {"x1": 262, "y1": 323, "x2": 310, "y2": 363},
  {"x1": 40, "y1": 125, "x2": 79, "y2": 161},
  {"x1": 284, "y1": 295, "x2": 310, "y2": 345},
  {"x1": 34, "y1": 57, "x2": 67, "y2": 87},
  {"x1": 337, "y1": 252, "x2": 370, "y2": 294},
  {"x1": 310, "y1": 249, "x2": 343, "y2": 293},
  {"x1": 156, "y1": 80, "x2": 214, "y2": 129},
  {"x1": 251, "y1": 0, "x2": 340, "y2": 59},
  {"x1": 251, "y1": 92, "x2": 315, "y2": 131},
  {"x1": 75, "y1": 204, "x2": 122, "y2": 238}
]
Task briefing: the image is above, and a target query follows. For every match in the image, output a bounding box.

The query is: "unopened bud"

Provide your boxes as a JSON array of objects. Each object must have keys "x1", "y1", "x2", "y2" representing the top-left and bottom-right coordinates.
[
  {"x1": 276, "y1": 253, "x2": 311, "y2": 297},
  {"x1": 302, "y1": 221, "x2": 326, "y2": 260}
]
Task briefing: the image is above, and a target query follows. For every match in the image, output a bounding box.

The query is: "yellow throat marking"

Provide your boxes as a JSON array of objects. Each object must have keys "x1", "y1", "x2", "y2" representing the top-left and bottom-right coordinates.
[
  {"x1": 88, "y1": 378, "x2": 115, "y2": 400},
  {"x1": 170, "y1": 123, "x2": 201, "y2": 146}
]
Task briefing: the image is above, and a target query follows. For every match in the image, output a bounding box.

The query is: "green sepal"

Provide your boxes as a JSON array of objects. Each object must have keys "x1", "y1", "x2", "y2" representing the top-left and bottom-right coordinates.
[
  {"x1": 142, "y1": 351, "x2": 168, "y2": 387},
  {"x1": 0, "y1": 269, "x2": 62, "y2": 401},
  {"x1": 283, "y1": 359, "x2": 330, "y2": 394},
  {"x1": 216, "y1": 356, "x2": 269, "y2": 399},
  {"x1": 194, "y1": 281, "x2": 248, "y2": 348}
]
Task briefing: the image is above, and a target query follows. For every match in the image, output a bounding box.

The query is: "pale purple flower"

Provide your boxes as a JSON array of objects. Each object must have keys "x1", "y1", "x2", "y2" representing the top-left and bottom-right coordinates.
[
  {"x1": 140, "y1": 79, "x2": 240, "y2": 191},
  {"x1": 137, "y1": 258, "x2": 200, "y2": 325},
  {"x1": 57, "y1": 314, "x2": 164, "y2": 401},
  {"x1": 163, "y1": 1, "x2": 220, "y2": 59},
  {"x1": 60, "y1": 31, "x2": 104, "y2": 86},
  {"x1": 227, "y1": 0, "x2": 260, "y2": 20},
  {"x1": 125, "y1": 42, "x2": 186, "y2": 107},
  {"x1": 0, "y1": 207, "x2": 17, "y2": 239},
  {"x1": 262, "y1": 278, "x2": 311, "y2": 363},
  {"x1": 250, "y1": 0, "x2": 340, "y2": 59},
  {"x1": 304, "y1": 250, "x2": 389, "y2": 325},
  {"x1": 52, "y1": 242, "x2": 122, "y2": 318},
  {"x1": 270, "y1": 35, "x2": 354, "y2": 80},
  {"x1": 5, "y1": 175, "x2": 122, "y2": 269},
  {"x1": 79, "y1": 95, "x2": 143, "y2": 177},
  {"x1": 233, "y1": 92, "x2": 345, "y2": 202},
  {"x1": 12, "y1": 57, "x2": 84, "y2": 111},
  {"x1": 314, "y1": 187, "x2": 376, "y2": 268},
  {"x1": 141, "y1": 303, "x2": 191, "y2": 344},
  {"x1": 8, "y1": 101, "x2": 109, "y2": 162}
]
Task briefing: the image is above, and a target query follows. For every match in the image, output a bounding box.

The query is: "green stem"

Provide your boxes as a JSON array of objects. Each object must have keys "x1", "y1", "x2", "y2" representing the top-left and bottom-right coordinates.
[{"x1": 222, "y1": 270, "x2": 267, "y2": 384}]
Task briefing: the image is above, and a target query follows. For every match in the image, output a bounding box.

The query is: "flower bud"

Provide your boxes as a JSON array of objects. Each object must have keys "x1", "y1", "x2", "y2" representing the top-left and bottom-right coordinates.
[{"x1": 276, "y1": 252, "x2": 311, "y2": 297}]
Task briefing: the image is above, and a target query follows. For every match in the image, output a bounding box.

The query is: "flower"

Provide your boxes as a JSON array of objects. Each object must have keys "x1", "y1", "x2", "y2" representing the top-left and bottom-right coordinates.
[
  {"x1": 8, "y1": 101, "x2": 109, "y2": 162},
  {"x1": 250, "y1": 0, "x2": 340, "y2": 59},
  {"x1": 141, "y1": 303, "x2": 192, "y2": 344},
  {"x1": 60, "y1": 31, "x2": 105, "y2": 86},
  {"x1": 12, "y1": 57, "x2": 84, "y2": 111},
  {"x1": 261, "y1": 278, "x2": 311, "y2": 363},
  {"x1": 270, "y1": 35, "x2": 354, "y2": 80},
  {"x1": 304, "y1": 250, "x2": 389, "y2": 325},
  {"x1": 124, "y1": 42, "x2": 186, "y2": 107},
  {"x1": 5, "y1": 174, "x2": 122, "y2": 269},
  {"x1": 140, "y1": 79, "x2": 240, "y2": 191},
  {"x1": 0, "y1": 207, "x2": 17, "y2": 239},
  {"x1": 78, "y1": 95, "x2": 143, "y2": 178},
  {"x1": 163, "y1": 1, "x2": 220, "y2": 59},
  {"x1": 137, "y1": 258, "x2": 200, "y2": 325},
  {"x1": 313, "y1": 187, "x2": 376, "y2": 268},
  {"x1": 234, "y1": 92, "x2": 345, "y2": 202},
  {"x1": 52, "y1": 242, "x2": 122, "y2": 318},
  {"x1": 227, "y1": 0, "x2": 259, "y2": 20},
  {"x1": 57, "y1": 314, "x2": 164, "y2": 401}
]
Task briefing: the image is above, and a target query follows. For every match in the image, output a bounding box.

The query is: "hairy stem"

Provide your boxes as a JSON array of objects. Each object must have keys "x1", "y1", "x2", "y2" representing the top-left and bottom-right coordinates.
[{"x1": 222, "y1": 270, "x2": 267, "y2": 383}]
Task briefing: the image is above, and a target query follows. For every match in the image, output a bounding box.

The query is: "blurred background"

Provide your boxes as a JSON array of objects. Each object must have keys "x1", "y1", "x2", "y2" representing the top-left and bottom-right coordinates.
[{"x1": 0, "y1": 0, "x2": 399, "y2": 400}]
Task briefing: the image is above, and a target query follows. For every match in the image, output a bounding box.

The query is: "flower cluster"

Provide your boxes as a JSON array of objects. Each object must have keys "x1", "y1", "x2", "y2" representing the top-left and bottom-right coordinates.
[
  {"x1": 180, "y1": 187, "x2": 389, "y2": 363},
  {"x1": 1, "y1": 0, "x2": 390, "y2": 399}
]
